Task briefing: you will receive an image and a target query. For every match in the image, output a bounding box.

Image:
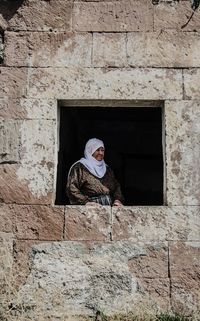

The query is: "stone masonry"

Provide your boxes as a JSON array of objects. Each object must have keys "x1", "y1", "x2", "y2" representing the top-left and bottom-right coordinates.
[{"x1": 0, "y1": 0, "x2": 200, "y2": 320}]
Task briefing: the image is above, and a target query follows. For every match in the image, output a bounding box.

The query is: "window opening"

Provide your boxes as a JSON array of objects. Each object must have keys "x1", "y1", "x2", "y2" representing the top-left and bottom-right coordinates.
[{"x1": 55, "y1": 104, "x2": 164, "y2": 206}]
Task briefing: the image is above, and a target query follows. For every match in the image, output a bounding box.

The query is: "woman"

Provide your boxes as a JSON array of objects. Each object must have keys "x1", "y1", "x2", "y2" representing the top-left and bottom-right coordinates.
[{"x1": 67, "y1": 138, "x2": 123, "y2": 206}]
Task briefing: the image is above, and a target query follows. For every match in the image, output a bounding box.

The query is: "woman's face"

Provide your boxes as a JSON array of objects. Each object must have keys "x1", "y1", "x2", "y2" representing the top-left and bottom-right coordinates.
[{"x1": 92, "y1": 147, "x2": 105, "y2": 161}]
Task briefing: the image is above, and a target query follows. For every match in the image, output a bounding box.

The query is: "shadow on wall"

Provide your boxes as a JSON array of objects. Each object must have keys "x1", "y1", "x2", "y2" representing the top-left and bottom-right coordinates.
[{"x1": 0, "y1": 0, "x2": 25, "y2": 23}]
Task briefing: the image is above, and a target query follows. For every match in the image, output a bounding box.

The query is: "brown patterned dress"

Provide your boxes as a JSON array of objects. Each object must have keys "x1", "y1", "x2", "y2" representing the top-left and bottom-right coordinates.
[{"x1": 67, "y1": 162, "x2": 123, "y2": 205}]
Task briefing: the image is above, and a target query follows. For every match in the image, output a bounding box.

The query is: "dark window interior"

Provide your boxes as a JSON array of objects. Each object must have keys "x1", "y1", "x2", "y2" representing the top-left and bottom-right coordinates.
[{"x1": 55, "y1": 106, "x2": 164, "y2": 205}]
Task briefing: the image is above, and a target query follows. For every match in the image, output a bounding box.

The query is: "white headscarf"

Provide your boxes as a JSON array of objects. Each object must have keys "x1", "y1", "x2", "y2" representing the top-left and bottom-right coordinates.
[{"x1": 79, "y1": 138, "x2": 106, "y2": 178}]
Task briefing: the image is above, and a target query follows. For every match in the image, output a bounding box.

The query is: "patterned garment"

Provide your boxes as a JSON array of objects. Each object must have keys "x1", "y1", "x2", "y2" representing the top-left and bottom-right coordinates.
[
  {"x1": 67, "y1": 162, "x2": 123, "y2": 205},
  {"x1": 90, "y1": 194, "x2": 112, "y2": 206}
]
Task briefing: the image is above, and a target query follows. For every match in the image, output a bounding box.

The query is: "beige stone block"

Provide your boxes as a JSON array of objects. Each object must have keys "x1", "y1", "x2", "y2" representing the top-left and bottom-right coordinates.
[
  {"x1": 8, "y1": 0, "x2": 72, "y2": 31},
  {"x1": 13, "y1": 240, "x2": 40, "y2": 288},
  {"x1": 170, "y1": 242, "x2": 200, "y2": 315},
  {"x1": 2, "y1": 204, "x2": 64, "y2": 240},
  {"x1": 1, "y1": 204, "x2": 64, "y2": 240},
  {"x1": 64, "y1": 205, "x2": 111, "y2": 241},
  {"x1": 93, "y1": 33, "x2": 127, "y2": 67},
  {"x1": 128, "y1": 242, "x2": 168, "y2": 278},
  {"x1": 0, "y1": 14, "x2": 8, "y2": 31},
  {"x1": 13, "y1": 241, "x2": 170, "y2": 319},
  {"x1": 4, "y1": 32, "x2": 92, "y2": 67},
  {"x1": 0, "y1": 98, "x2": 56, "y2": 120},
  {"x1": 0, "y1": 164, "x2": 53, "y2": 204},
  {"x1": 0, "y1": 67, "x2": 27, "y2": 98},
  {"x1": 27, "y1": 67, "x2": 182, "y2": 100},
  {"x1": 184, "y1": 69, "x2": 200, "y2": 99},
  {"x1": 73, "y1": 0, "x2": 153, "y2": 32},
  {"x1": 112, "y1": 206, "x2": 200, "y2": 241},
  {"x1": 165, "y1": 100, "x2": 200, "y2": 205},
  {"x1": 0, "y1": 119, "x2": 20, "y2": 163},
  {"x1": 137, "y1": 278, "x2": 170, "y2": 310},
  {"x1": 97, "y1": 68, "x2": 183, "y2": 100},
  {"x1": 127, "y1": 31, "x2": 200, "y2": 68},
  {"x1": 154, "y1": 1, "x2": 200, "y2": 31},
  {"x1": 27, "y1": 68, "x2": 99, "y2": 99}
]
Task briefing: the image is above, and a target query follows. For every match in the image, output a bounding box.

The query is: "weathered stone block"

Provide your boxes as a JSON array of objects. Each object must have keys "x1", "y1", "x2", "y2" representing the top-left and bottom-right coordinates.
[
  {"x1": 0, "y1": 119, "x2": 20, "y2": 163},
  {"x1": 93, "y1": 33, "x2": 127, "y2": 67},
  {"x1": 13, "y1": 241, "x2": 170, "y2": 319},
  {"x1": 97, "y1": 68, "x2": 183, "y2": 100},
  {"x1": 64, "y1": 205, "x2": 111, "y2": 241},
  {"x1": 73, "y1": 0, "x2": 153, "y2": 32},
  {"x1": 112, "y1": 206, "x2": 200, "y2": 241},
  {"x1": 0, "y1": 204, "x2": 13, "y2": 233},
  {"x1": 0, "y1": 67, "x2": 27, "y2": 98},
  {"x1": 165, "y1": 100, "x2": 200, "y2": 205},
  {"x1": 184, "y1": 69, "x2": 200, "y2": 99},
  {"x1": 154, "y1": 1, "x2": 200, "y2": 31},
  {"x1": 0, "y1": 164, "x2": 52, "y2": 204},
  {"x1": 0, "y1": 204, "x2": 64, "y2": 240},
  {"x1": 0, "y1": 98, "x2": 56, "y2": 120},
  {"x1": 4, "y1": 32, "x2": 92, "y2": 67},
  {"x1": 8, "y1": 0, "x2": 72, "y2": 31},
  {"x1": 127, "y1": 31, "x2": 200, "y2": 68},
  {"x1": 27, "y1": 68, "x2": 99, "y2": 99},
  {"x1": 170, "y1": 242, "x2": 200, "y2": 315},
  {"x1": 27, "y1": 67, "x2": 183, "y2": 100}
]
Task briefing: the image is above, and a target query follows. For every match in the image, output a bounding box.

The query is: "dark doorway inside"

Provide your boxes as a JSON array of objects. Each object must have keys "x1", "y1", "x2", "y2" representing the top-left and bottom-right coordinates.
[{"x1": 55, "y1": 104, "x2": 164, "y2": 205}]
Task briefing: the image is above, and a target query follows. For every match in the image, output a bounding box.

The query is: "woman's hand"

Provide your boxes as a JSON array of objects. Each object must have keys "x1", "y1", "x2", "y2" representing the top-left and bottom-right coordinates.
[{"x1": 113, "y1": 199, "x2": 123, "y2": 206}]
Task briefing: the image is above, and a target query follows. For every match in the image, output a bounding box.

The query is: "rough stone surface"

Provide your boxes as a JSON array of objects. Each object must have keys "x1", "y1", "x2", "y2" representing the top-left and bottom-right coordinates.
[
  {"x1": 112, "y1": 206, "x2": 200, "y2": 241},
  {"x1": 4, "y1": 32, "x2": 92, "y2": 67},
  {"x1": 17, "y1": 119, "x2": 56, "y2": 200},
  {"x1": 27, "y1": 68, "x2": 183, "y2": 100},
  {"x1": 8, "y1": 0, "x2": 73, "y2": 31},
  {"x1": 14, "y1": 241, "x2": 170, "y2": 319},
  {"x1": 165, "y1": 100, "x2": 200, "y2": 205},
  {"x1": 93, "y1": 33, "x2": 127, "y2": 67},
  {"x1": 170, "y1": 242, "x2": 200, "y2": 315},
  {"x1": 0, "y1": 204, "x2": 64, "y2": 240},
  {"x1": 154, "y1": 1, "x2": 200, "y2": 31},
  {"x1": 127, "y1": 31, "x2": 200, "y2": 68},
  {"x1": 0, "y1": 119, "x2": 20, "y2": 163},
  {"x1": 0, "y1": 164, "x2": 52, "y2": 204},
  {"x1": 0, "y1": 232, "x2": 14, "y2": 295},
  {"x1": 65, "y1": 205, "x2": 111, "y2": 241},
  {"x1": 0, "y1": 67, "x2": 27, "y2": 98},
  {"x1": 0, "y1": 98, "x2": 56, "y2": 120},
  {"x1": 73, "y1": 0, "x2": 153, "y2": 32},
  {"x1": 184, "y1": 69, "x2": 200, "y2": 99}
]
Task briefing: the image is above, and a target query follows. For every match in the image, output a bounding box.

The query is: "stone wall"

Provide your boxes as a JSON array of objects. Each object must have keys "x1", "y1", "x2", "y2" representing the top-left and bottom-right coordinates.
[{"x1": 0, "y1": 0, "x2": 200, "y2": 320}]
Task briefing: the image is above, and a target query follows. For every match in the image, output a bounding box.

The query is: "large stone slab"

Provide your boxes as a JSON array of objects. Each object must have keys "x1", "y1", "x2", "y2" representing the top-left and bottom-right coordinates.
[
  {"x1": 27, "y1": 67, "x2": 183, "y2": 100},
  {"x1": 4, "y1": 32, "x2": 92, "y2": 67},
  {"x1": 184, "y1": 69, "x2": 200, "y2": 99},
  {"x1": 165, "y1": 100, "x2": 200, "y2": 205},
  {"x1": 0, "y1": 119, "x2": 56, "y2": 204},
  {"x1": 64, "y1": 205, "x2": 111, "y2": 241},
  {"x1": 170, "y1": 242, "x2": 200, "y2": 316},
  {"x1": 112, "y1": 206, "x2": 200, "y2": 241},
  {"x1": 0, "y1": 204, "x2": 64, "y2": 240},
  {"x1": 0, "y1": 119, "x2": 20, "y2": 163},
  {"x1": 0, "y1": 98, "x2": 56, "y2": 120},
  {"x1": 93, "y1": 33, "x2": 127, "y2": 67},
  {"x1": 0, "y1": 67, "x2": 27, "y2": 98},
  {"x1": 154, "y1": 1, "x2": 200, "y2": 31},
  {"x1": 13, "y1": 241, "x2": 170, "y2": 319},
  {"x1": 127, "y1": 31, "x2": 200, "y2": 68},
  {"x1": 0, "y1": 164, "x2": 52, "y2": 204},
  {"x1": 73, "y1": 0, "x2": 153, "y2": 32},
  {"x1": 8, "y1": 0, "x2": 72, "y2": 31}
]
